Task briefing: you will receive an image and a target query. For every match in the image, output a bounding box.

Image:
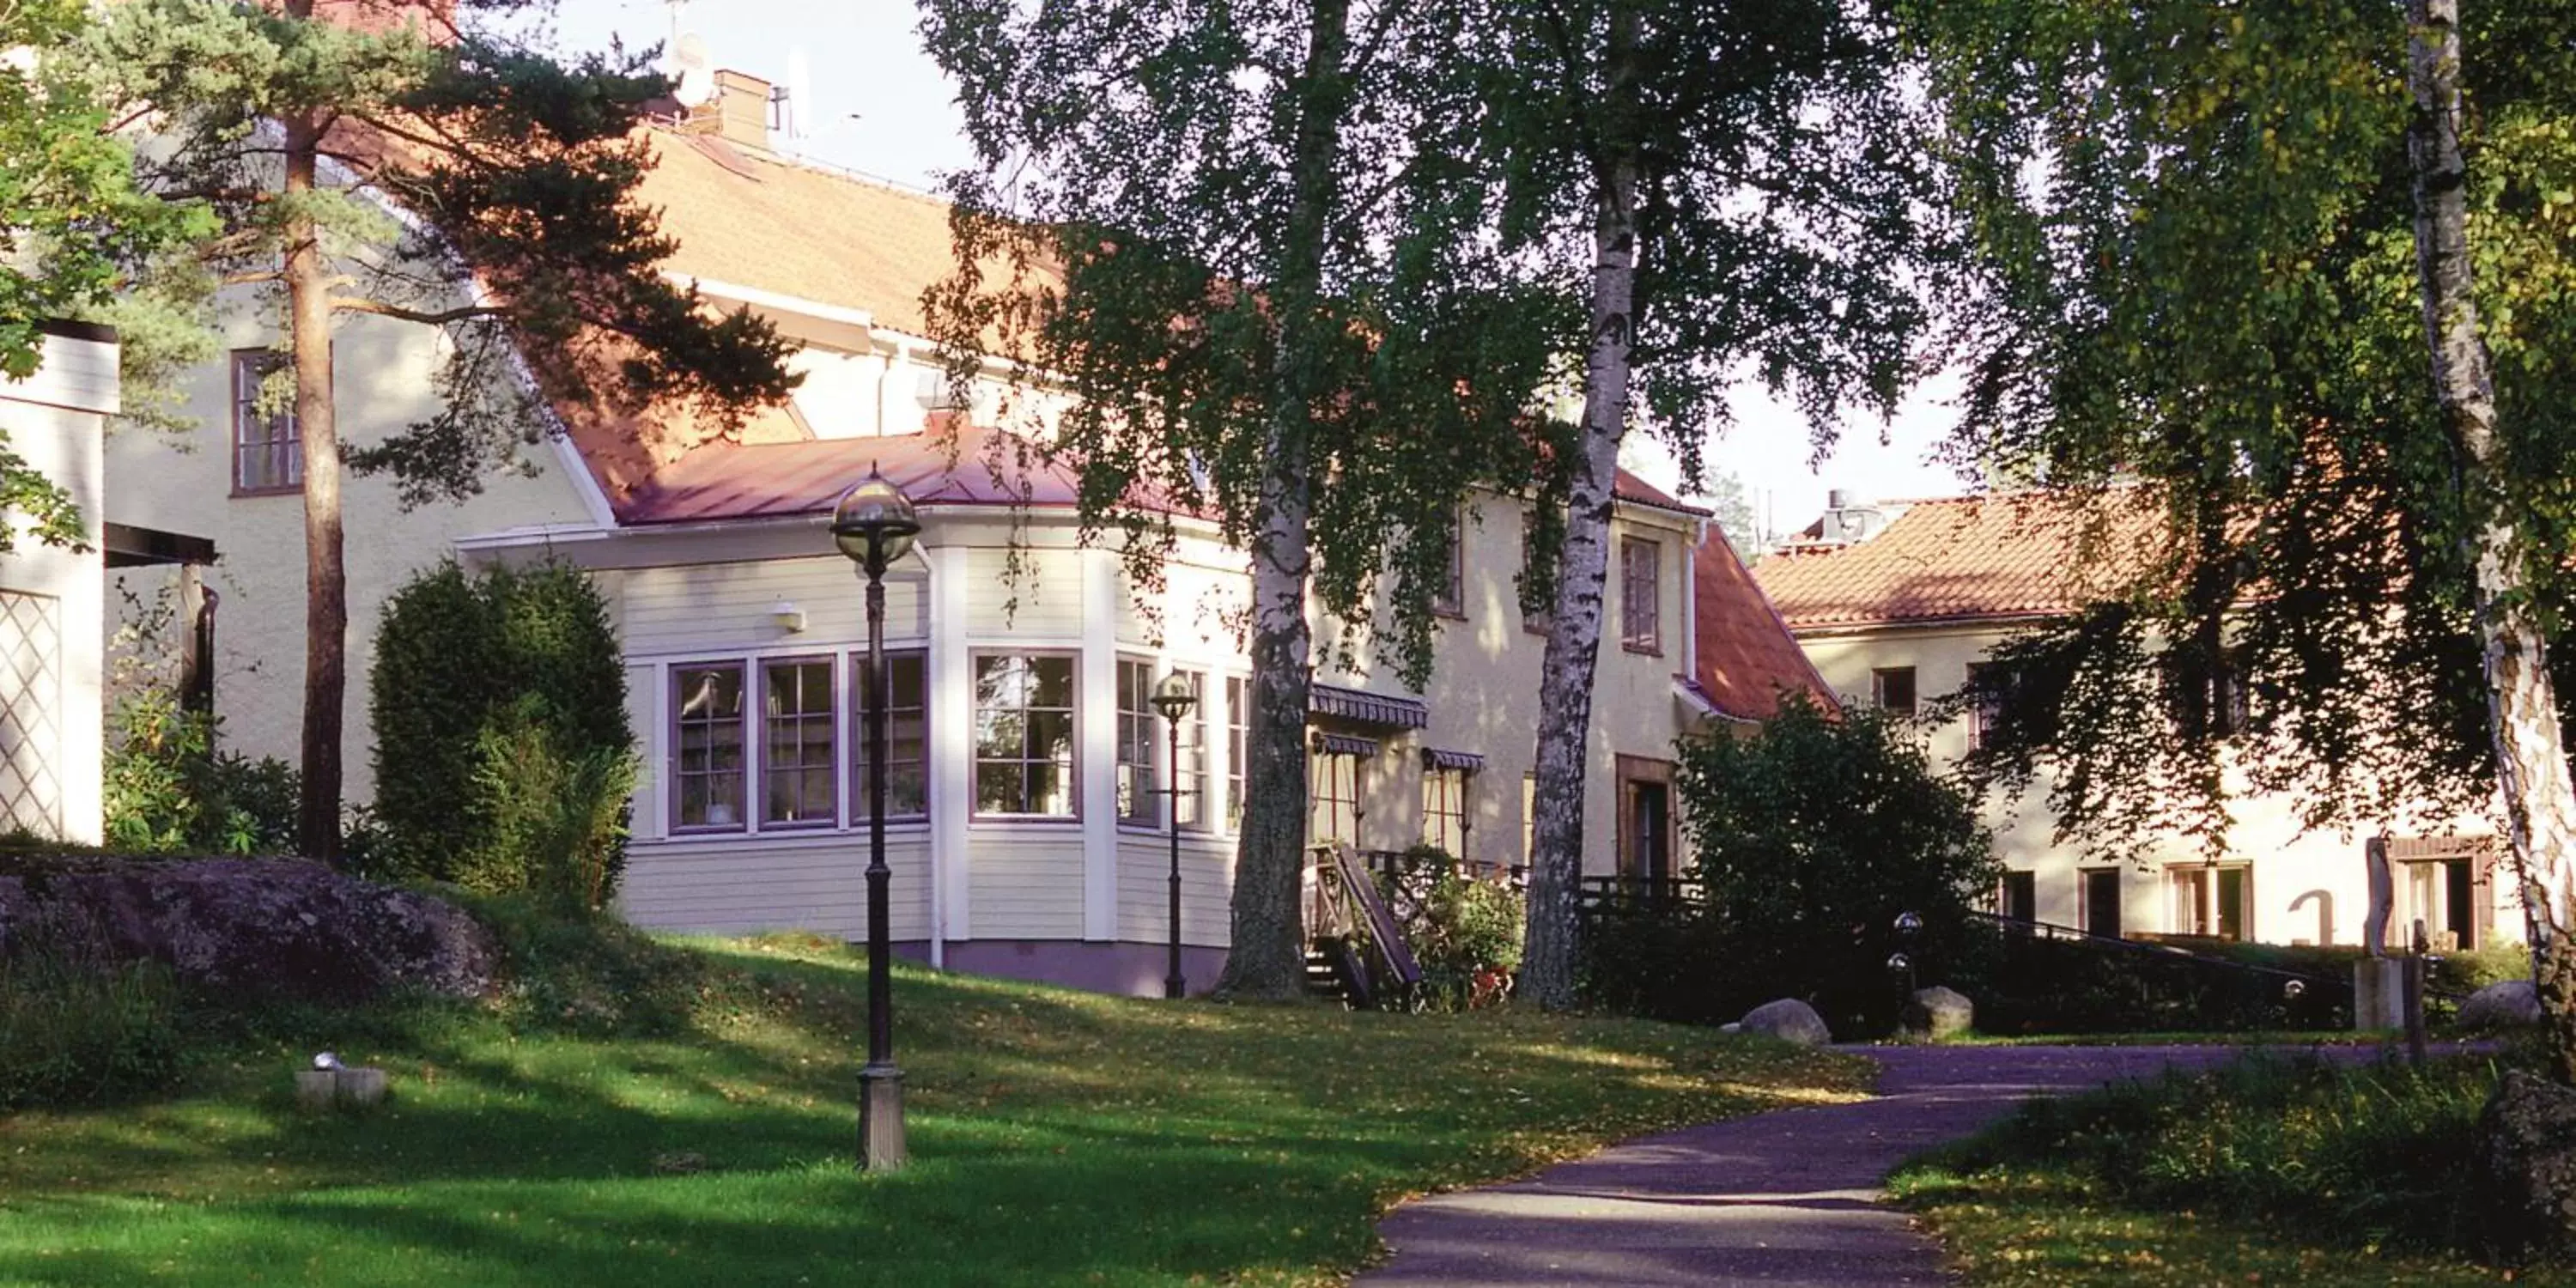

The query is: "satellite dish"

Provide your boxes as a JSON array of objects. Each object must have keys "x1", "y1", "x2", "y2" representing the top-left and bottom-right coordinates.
[{"x1": 670, "y1": 33, "x2": 714, "y2": 107}]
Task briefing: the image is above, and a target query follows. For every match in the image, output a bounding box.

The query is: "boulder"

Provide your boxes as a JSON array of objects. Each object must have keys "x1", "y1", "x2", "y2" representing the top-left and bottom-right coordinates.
[
  {"x1": 1903, "y1": 986, "x2": 1975, "y2": 1042},
  {"x1": 2476, "y1": 1068, "x2": 2576, "y2": 1258},
  {"x1": 1740, "y1": 998, "x2": 1832, "y2": 1046},
  {"x1": 2461, "y1": 979, "x2": 2545, "y2": 1031},
  {"x1": 0, "y1": 857, "x2": 496, "y2": 1002}
]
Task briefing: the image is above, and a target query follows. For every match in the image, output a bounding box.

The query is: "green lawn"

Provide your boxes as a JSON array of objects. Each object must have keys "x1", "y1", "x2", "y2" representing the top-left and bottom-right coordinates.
[
  {"x1": 0, "y1": 933, "x2": 1863, "y2": 1286},
  {"x1": 1891, "y1": 1051, "x2": 2567, "y2": 1287}
]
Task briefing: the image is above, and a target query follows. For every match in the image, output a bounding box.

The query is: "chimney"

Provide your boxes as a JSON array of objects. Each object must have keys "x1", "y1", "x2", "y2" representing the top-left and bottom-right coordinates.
[{"x1": 706, "y1": 69, "x2": 775, "y2": 154}]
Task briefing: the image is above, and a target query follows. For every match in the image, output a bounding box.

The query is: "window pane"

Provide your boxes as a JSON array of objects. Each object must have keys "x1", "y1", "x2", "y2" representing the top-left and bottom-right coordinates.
[
  {"x1": 761, "y1": 660, "x2": 834, "y2": 825},
  {"x1": 972, "y1": 653, "x2": 1078, "y2": 817},
  {"x1": 674, "y1": 665, "x2": 746, "y2": 829},
  {"x1": 853, "y1": 649, "x2": 927, "y2": 820}
]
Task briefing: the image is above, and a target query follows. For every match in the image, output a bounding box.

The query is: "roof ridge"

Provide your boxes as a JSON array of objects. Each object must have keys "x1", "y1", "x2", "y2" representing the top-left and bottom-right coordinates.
[{"x1": 642, "y1": 121, "x2": 955, "y2": 209}]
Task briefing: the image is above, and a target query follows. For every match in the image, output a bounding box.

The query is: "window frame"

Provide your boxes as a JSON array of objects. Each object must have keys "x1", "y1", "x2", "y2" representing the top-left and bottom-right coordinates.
[
  {"x1": 1430, "y1": 513, "x2": 1466, "y2": 620},
  {"x1": 755, "y1": 655, "x2": 839, "y2": 829},
  {"x1": 1309, "y1": 744, "x2": 1361, "y2": 848},
  {"x1": 848, "y1": 647, "x2": 930, "y2": 823},
  {"x1": 1965, "y1": 662, "x2": 2000, "y2": 748},
  {"x1": 1171, "y1": 669, "x2": 1212, "y2": 833},
  {"x1": 1224, "y1": 674, "x2": 1249, "y2": 833},
  {"x1": 2164, "y1": 862, "x2": 2253, "y2": 941},
  {"x1": 2080, "y1": 866, "x2": 2124, "y2": 939},
  {"x1": 1619, "y1": 537, "x2": 1662, "y2": 654},
  {"x1": 1872, "y1": 665, "x2": 1918, "y2": 717},
  {"x1": 970, "y1": 650, "x2": 1082, "y2": 822},
  {"x1": 229, "y1": 349, "x2": 302, "y2": 497},
  {"x1": 1115, "y1": 657, "x2": 1160, "y2": 828},
  {"x1": 1421, "y1": 763, "x2": 1471, "y2": 856},
  {"x1": 1521, "y1": 511, "x2": 1556, "y2": 636},
  {"x1": 670, "y1": 660, "x2": 751, "y2": 835}
]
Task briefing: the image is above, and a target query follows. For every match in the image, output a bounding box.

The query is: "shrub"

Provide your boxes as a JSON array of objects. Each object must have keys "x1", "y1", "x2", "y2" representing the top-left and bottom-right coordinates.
[
  {"x1": 1586, "y1": 695, "x2": 2002, "y2": 1036},
  {"x1": 370, "y1": 561, "x2": 634, "y2": 904},
  {"x1": 0, "y1": 909, "x2": 182, "y2": 1109},
  {"x1": 100, "y1": 687, "x2": 299, "y2": 856},
  {"x1": 1924, "y1": 1054, "x2": 2498, "y2": 1257}
]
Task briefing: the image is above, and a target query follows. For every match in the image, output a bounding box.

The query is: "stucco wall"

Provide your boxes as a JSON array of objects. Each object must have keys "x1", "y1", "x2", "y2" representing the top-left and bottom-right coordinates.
[
  {"x1": 1795, "y1": 622, "x2": 2509, "y2": 947},
  {"x1": 100, "y1": 309, "x2": 596, "y2": 806}
]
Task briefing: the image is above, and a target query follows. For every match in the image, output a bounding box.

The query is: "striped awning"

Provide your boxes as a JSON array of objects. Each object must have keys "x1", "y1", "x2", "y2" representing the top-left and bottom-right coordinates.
[
  {"x1": 1421, "y1": 748, "x2": 1485, "y2": 772},
  {"x1": 1313, "y1": 732, "x2": 1380, "y2": 758},
  {"x1": 1309, "y1": 683, "x2": 1428, "y2": 730}
]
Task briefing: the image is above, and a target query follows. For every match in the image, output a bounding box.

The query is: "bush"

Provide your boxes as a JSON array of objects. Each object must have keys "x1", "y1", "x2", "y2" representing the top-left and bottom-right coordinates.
[
  {"x1": 1923, "y1": 1053, "x2": 2499, "y2": 1257},
  {"x1": 100, "y1": 687, "x2": 300, "y2": 856},
  {"x1": 1585, "y1": 695, "x2": 2002, "y2": 1036},
  {"x1": 370, "y1": 561, "x2": 635, "y2": 907},
  {"x1": 0, "y1": 909, "x2": 182, "y2": 1109}
]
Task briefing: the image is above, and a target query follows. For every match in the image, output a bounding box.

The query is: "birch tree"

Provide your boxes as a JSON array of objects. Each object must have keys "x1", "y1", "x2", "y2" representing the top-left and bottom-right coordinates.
[
  {"x1": 920, "y1": 0, "x2": 1564, "y2": 998},
  {"x1": 1468, "y1": 0, "x2": 1941, "y2": 1006},
  {"x1": 1920, "y1": 0, "x2": 2576, "y2": 1078},
  {"x1": 80, "y1": 0, "x2": 796, "y2": 858}
]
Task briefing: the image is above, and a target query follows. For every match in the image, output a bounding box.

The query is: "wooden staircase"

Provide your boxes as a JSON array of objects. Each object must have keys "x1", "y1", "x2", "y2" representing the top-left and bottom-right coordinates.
[
  {"x1": 1303, "y1": 845, "x2": 1421, "y2": 1010},
  {"x1": 1304, "y1": 937, "x2": 1372, "y2": 1008}
]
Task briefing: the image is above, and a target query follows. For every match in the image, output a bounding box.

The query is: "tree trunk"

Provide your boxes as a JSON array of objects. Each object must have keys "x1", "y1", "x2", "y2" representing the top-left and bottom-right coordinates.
[
  {"x1": 2404, "y1": 0, "x2": 2576, "y2": 1082},
  {"x1": 1213, "y1": 0, "x2": 1351, "y2": 999},
  {"x1": 284, "y1": 100, "x2": 346, "y2": 862},
  {"x1": 1520, "y1": 5, "x2": 1643, "y2": 1012}
]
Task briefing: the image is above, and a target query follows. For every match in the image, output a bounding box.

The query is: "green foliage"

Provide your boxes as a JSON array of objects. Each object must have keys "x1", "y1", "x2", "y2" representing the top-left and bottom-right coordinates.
[
  {"x1": 0, "y1": 0, "x2": 213, "y2": 550},
  {"x1": 0, "y1": 915, "x2": 181, "y2": 1111},
  {"x1": 1911, "y1": 0, "x2": 2576, "y2": 854},
  {"x1": 457, "y1": 896, "x2": 714, "y2": 1037},
  {"x1": 1590, "y1": 696, "x2": 2002, "y2": 1035},
  {"x1": 1902, "y1": 1054, "x2": 2503, "y2": 1265},
  {"x1": 100, "y1": 687, "x2": 299, "y2": 856},
  {"x1": 369, "y1": 561, "x2": 634, "y2": 906},
  {"x1": 1387, "y1": 848, "x2": 1527, "y2": 1011}
]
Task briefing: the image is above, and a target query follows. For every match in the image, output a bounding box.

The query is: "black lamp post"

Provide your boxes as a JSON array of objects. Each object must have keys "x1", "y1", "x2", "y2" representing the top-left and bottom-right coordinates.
[
  {"x1": 832, "y1": 465, "x2": 920, "y2": 1173},
  {"x1": 1150, "y1": 671, "x2": 1199, "y2": 999}
]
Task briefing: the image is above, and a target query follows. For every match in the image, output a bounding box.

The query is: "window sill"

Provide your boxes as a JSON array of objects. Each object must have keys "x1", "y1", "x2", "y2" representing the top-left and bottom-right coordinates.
[
  {"x1": 970, "y1": 814, "x2": 1083, "y2": 827},
  {"x1": 231, "y1": 484, "x2": 301, "y2": 499},
  {"x1": 1621, "y1": 642, "x2": 1664, "y2": 658}
]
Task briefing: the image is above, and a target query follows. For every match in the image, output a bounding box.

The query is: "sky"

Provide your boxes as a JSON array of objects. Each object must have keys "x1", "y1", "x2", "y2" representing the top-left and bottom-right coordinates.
[{"x1": 541, "y1": 0, "x2": 1978, "y2": 540}]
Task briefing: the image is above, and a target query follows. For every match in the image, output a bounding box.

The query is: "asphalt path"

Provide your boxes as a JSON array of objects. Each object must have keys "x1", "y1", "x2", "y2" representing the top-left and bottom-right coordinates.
[{"x1": 1357, "y1": 1042, "x2": 2399, "y2": 1287}]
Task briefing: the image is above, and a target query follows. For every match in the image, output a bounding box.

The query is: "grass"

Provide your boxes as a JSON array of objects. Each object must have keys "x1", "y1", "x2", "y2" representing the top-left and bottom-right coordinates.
[
  {"x1": 0, "y1": 926, "x2": 1864, "y2": 1287},
  {"x1": 1891, "y1": 1050, "x2": 2566, "y2": 1286}
]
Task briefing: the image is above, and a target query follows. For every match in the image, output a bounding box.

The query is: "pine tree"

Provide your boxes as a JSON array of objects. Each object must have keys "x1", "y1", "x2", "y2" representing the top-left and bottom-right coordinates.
[{"x1": 77, "y1": 0, "x2": 797, "y2": 857}]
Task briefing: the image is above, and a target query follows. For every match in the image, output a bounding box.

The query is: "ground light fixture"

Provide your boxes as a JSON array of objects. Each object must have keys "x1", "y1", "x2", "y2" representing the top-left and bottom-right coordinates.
[
  {"x1": 1151, "y1": 671, "x2": 1200, "y2": 999},
  {"x1": 833, "y1": 465, "x2": 920, "y2": 1173}
]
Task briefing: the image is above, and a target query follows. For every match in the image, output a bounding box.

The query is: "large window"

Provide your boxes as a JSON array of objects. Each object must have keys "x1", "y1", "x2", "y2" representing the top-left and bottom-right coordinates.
[
  {"x1": 1522, "y1": 774, "x2": 1538, "y2": 863},
  {"x1": 2081, "y1": 867, "x2": 2123, "y2": 939},
  {"x1": 974, "y1": 653, "x2": 1078, "y2": 817},
  {"x1": 1422, "y1": 764, "x2": 1470, "y2": 855},
  {"x1": 1431, "y1": 517, "x2": 1465, "y2": 618},
  {"x1": 1226, "y1": 675, "x2": 1249, "y2": 831},
  {"x1": 672, "y1": 664, "x2": 748, "y2": 830},
  {"x1": 231, "y1": 350, "x2": 301, "y2": 495},
  {"x1": 760, "y1": 659, "x2": 835, "y2": 827},
  {"x1": 1521, "y1": 513, "x2": 1555, "y2": 635},
  {"x1": 1619, "y1": 538, "x2": 1661, "y2": 653},
  {"x1": 1965, "y1": 662, "x2": 1998, "y2": 748},
  {"x1": 2166, "y1": 863, "x2": 2251, "y2": 941},
  {"x1": 1173, "y1": 670, "x2": 1210, "y2": 831},
  {"x1": 850, "y1": 650, "x2": 928, "y2": 819},
  {"x1": 1116, "y1": 659, "x2": 1158, "y2": 824},
  {"x1": 1310, "y1": 745, "x2": 1361, "y2": 847}
]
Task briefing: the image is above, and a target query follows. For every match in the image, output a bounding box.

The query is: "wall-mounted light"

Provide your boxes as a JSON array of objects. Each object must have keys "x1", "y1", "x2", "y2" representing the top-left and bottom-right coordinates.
[{"x1": 771, "y1": 599, "x2": 806, "y2": 634}]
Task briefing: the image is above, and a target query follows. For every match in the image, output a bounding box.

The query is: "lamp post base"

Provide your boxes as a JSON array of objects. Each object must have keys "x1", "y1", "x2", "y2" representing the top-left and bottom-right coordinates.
[
  {"x1": 1164, "y1": 974, "x2": 1185, "y2": 999},
  {"x1": 859, "y1": 1061, "x2": 907, "y2": 1171}
]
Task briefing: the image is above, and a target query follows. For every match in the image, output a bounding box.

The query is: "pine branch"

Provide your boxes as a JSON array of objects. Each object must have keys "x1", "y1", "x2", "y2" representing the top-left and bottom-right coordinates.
[{"x1": 328, "y1": 298, "x2": 506, "y2": 326}]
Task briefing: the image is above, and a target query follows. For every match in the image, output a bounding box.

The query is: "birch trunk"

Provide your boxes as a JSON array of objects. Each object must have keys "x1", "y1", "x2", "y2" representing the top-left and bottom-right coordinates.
[
  {"x1": 1519, "y1": 5, "x2": 1643, "y2": 1011},
  {"x1": 284, "y1": 97, "x2": 346, "y2": 862},
  {"x1": 2405, "y1": 0, "x2": 2576, "y2": 1082},
  {"x1": 1213, "y1": 0, "x2": 1349, "y2": 999}
]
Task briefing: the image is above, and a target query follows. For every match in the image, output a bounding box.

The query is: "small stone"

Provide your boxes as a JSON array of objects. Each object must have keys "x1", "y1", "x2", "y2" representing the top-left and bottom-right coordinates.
[
  {"x1": 2460, "y1": 980, "x2": 2544, "y2": 1031},
  {"x1": 1740, "y1": 998, "x2": 1832, "y2": 1047}
]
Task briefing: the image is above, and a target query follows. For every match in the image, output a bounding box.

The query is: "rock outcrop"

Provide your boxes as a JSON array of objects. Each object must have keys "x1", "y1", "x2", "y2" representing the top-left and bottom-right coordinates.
[
  {"x1": 0, "y1": 858, "x2": 495, "y2": 1001},
  {"x1": 1903, "y1": 986, "x2": 1975, "y2": 1042}
]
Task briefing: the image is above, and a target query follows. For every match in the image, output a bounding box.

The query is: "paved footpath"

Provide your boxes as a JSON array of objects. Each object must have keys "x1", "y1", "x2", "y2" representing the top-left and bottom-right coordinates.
[{"x1": 1358, "y1": 1043, "x2": 2363, "y2": 1287}]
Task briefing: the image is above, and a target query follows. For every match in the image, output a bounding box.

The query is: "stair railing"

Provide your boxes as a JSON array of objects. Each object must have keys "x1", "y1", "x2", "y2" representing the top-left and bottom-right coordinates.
[{"x1": 1313, "y1": 844, "x2": 1423, "y2": 1002}]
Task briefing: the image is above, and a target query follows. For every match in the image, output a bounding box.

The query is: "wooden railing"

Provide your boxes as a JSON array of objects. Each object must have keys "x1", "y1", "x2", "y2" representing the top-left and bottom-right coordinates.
[{"x1": 1309, "y1": 846, "x2": 1423, "y2": 1004}]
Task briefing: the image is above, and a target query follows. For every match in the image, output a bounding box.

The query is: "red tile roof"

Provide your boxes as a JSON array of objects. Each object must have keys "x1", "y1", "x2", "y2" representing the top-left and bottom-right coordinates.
[
  {"x1": 1692, "y1": 531, "x2": 1841, "y2": 720},
  {"x1": 1753, "y1": 491, "x2": 2164, "y2": 629}
]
